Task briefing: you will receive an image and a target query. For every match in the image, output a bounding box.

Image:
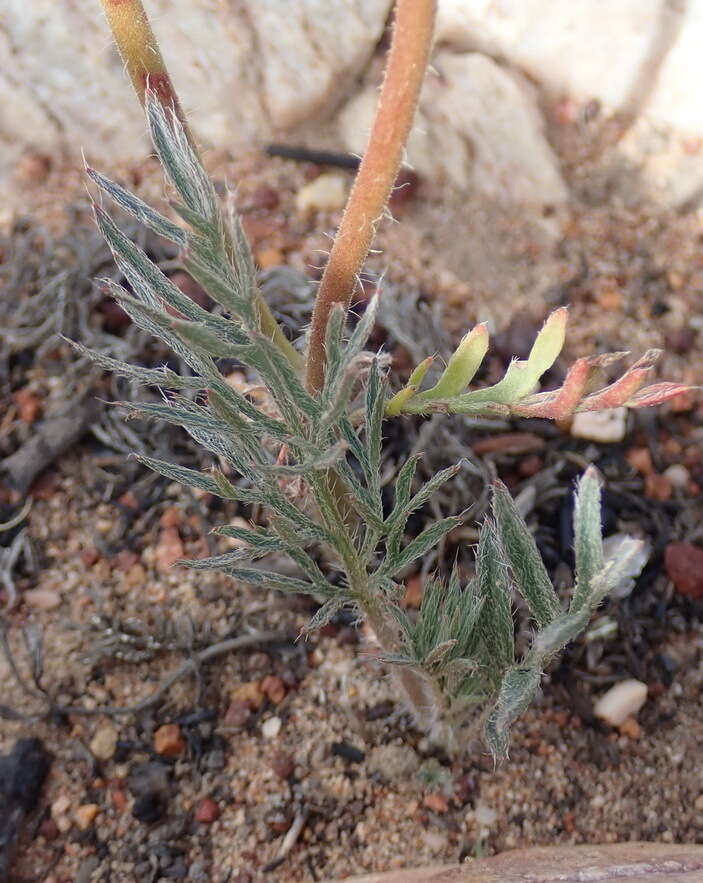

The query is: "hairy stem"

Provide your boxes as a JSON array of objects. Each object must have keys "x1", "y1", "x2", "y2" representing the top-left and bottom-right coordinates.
[
  {"x1": 98, "y1": 0, "x2": 192, "y2": 137},
  {"x1": 305, "y1": 0, "x2": 437, "y2": 392},
  {"x1": 97, "y1": 0, "x2": 302, "y2": 370}
]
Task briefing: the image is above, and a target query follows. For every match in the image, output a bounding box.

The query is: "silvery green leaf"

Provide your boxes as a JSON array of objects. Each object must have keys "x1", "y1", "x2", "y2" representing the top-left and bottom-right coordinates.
[
  {"x1": 492, "y1": 481, "x2": 561, "y2": 628},
  {"x1": 168, "y1": 317, "x2": 244, "y2": 358},
  {"x1": 95, "y1": 205, "x2": 216, "y2": 325},
  {"x1": 382, "y1": 516, "x2": 462, "y2": 577},
  {"x1": 268, "y1": 515, "x2": 331, "y2": 587},
  {"x1": 102, "y1": 281, "x2": 211, "y2": 373},
  {"x1": 484, "y1": 667, "x2": 541, "y2": 761},
  {"x1": 206, "y1": 379, "x2": 290, "y2": 444},
  {"x1": 333, "y1": 461, "x2": 386, "y2": 531},
  {"x1": 248, "y1": 332, "x2": 320, "y2": 424},
  {"x1": 257, "y1": 486, "x2": 332, "y2": 544},
  {"x1": 179, "y1": 546, "x2": 269, "y2": 569},
  {"x1": 600, "y1": 533, "x2": 649, "y2": 598},
  {"x1": 387, "y1": 454, "x2": 422, "y2": 525},
  {"x1": 346, "y1": 293, "x2": 379, "y2": 358},
  {"x1": 70, "y1": 343, "x2": 205, "y2": 390},
  {"x1": 402, "y1": 462, "x2": 463, "y2": 521},
  {"x1": 589, "y1": 536, "x2": 648, "y2": 604},
  {"x1": 318, "y1": 359, "x2": 362, "y2": 431},
  {"x1": 213, "y1": 525, "x2": 285, "y2": 553},
  {"x1": 570, "y1": 466, "x2": 605, "y2": 613},
  {"x1": 365, "y1": 359, "x2": 384, "y2": 498},
  {"x1": 476, "y1": 522, "x2": 514, "y2": 673},
  {"x1": 321, "y1": 305, "x2": 346, "y2": 403},
  {"x1": 302, "y1": 598, "x2": 353, "y2": 636},
  {"x1": 87, "y1": 167, "x2": 187, "y2": 246},
  {"x1": 262, "y1": 441, "x2": 348, "y2": 477},
  {"x1": 183, "y1": 249, "x2": 251, "y2": 318},
  {"x1": 193, "y1": 564, "x2": 330, "y2": 596},
  {"x1": 529, "y1": 606, "x2": 591, "y2": 663},
  {"x1": 422, "y1": 639, "x2": 458, "y2": 671},
  {"x1": 171, "y1": 200, "x2": 212, "y2": 236},
  {"x1": 135, "y1": 456, "x2": 246, "y2": 499},
  {"x1": 146, "y1": 94, "x2": 217, "y2": 222},
  {"x1": 338, "y1": 417, "x2": 378, "y2": 502}
]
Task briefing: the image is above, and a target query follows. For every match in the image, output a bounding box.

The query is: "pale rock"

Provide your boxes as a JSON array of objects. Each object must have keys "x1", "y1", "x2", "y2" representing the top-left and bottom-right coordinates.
[
  {"x1": 0, "y1": 0, "x2": 391, "y2": 192},
  {"x1": 296, "y1": 173, "x2": 348, "y2": 214},
  {"x1": 261, "y1": 715, "x2": 282, "y2": 739},
  {"x1": 367, "y1": 743, "x2": 420, "y2": 781},
  {"x1": 435, "y1": 1, "x2": 664, "y2": 111},
  {"x1": 435, "y1": 1, "x2": 703, "y2": 209},
  {"x1": 23, "y1": 588, "x2": 62, "y2": 611},
  {"x1": 570, "y1": 407, "x2": 628, "y2": 443},
  {"x1": 51, "y1": 795, "x2": 71, "y2": 818},
  {"x1": 594, "y1": 679, "x2": 648, "y2": 727},
  {"x1": 74, "y1": 803, "x2": 101, "y2": 831},
  {"x1": 51, "y1": 794, "x2": 72, "y2": 833},
  {"x1": 339, "y1": 51, "x2": 567, "y2": 204},
  {"x1": 474, "y1": 802, "x2": 498, "y2": 827},
  {"x1": 663, "y1": 464, "x2": 691, "y2": 489},
  {"x1": 90, "y1": 724, "x2": 119, "y2": 762}
]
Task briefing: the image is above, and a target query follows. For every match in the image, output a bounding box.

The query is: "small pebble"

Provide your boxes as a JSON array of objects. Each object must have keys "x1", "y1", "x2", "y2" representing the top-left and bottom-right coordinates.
[
  {"x1": 74, "y1": 803, "x2": 101, "y2": 831},
  {"x1": 23, "y1": 588, "x2": 61, "y2": 611},
  {"x1": 571, "y1": 408, "x2": 627, "y2": 443},
  {"x1": 645, "y1": 473, "x2": 672, "y2": 501},
  {"x1": 475, "y1": 802, "x2": 498, "y2": 826},
  {"x1": 230, "y1": 681, "x2": 264, "y2": 710},
  {"x1": 224, "y1": 700, "x2": 251, "y2": 728},
  {"x1": 423, "y1": 792, "x2": 448, "y2": 813},
  {"x1": 593, "y1": 679, "x2": 648, "y2": 726},
  {"x1": 618, "y1": 716, "x2": 641, "y2": 739},
  {"x1": 194, "y1": 796, "x2": 220, "y2": 824},
  {"x1": 260, "y1": 674, "x2": 286, "y2": 704},
  {"x1": 261, "y1": 716, "x2": 282, "y2": 739},
  {"x1": 155, "y1": 526, "x2": 184, "y2": 571},
  {"x1": 51, "y1": 794, "x2": 71, "y2": 819},
  {"x1": 90, "y1": 724, "x2": 118, "y2": 761},
  {"x1": 665, "y1": 542, "x2": 703, "y2": 599},
  {"x1": 153, "y1": 723, "x2": 185, "y2": 757},
  {"x1": 296, "y1": 173, "x2": 347, "y2": 213},
  {"x1": 271, "y1": 751, "x2": 295, "y2": 780},
  {"x1": 663, "y1": 464, "x2": 690, "y2": 489}
]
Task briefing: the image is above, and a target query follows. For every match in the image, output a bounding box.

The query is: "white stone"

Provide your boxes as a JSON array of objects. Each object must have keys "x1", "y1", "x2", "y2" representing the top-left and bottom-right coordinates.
[
  {"x1": 23, "y1": 588, "x2": 61, "y2": 611},
  {"x1": 570, "y1": 408, "x2": 628, "y2": 443},
  {"x1": 594, "y1": 679, "x2": 648, "y2": 727},
  {"x1": 435, "y1": 1, "x2": 664, "y2": 111},
  {"x1": 435, "y1": 1, "x2": 703, "y2": 209},
  {"x1": 663, "y1": 464, "x2": 691, "y2": 489},
  {"x1": 0, "y1": 0, "x2": 391, "y2": 190},
  {"x1": 296, "y1": 173, "x2": 348, "y2": 214},
  {"x1": 475, "y1": 803, "x2": 497, "y2": 826},
  {"x1": 261, "y1": 715, "x2": 282, "y2": 739},
  {"x1": 339, "y1": 51, "x2": 567, "y2": 204},
  {"x1": 90, "y1": 724, "x2": 119, "y2": 762}
]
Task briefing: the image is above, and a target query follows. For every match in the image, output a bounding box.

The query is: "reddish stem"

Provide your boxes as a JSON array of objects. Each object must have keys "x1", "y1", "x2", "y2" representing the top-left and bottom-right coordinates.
[{"x1": 305, "y1": 0, "x2": 437, "y2": 392}]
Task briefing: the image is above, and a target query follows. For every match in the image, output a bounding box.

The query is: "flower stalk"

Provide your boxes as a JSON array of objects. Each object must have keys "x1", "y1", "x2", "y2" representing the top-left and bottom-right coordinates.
[{"x1": 305, "y1": 0, "x2": 437, "y2": 393}]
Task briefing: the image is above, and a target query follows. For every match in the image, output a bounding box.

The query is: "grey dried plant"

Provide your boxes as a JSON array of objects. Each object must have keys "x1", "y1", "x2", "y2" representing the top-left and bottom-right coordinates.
[{"x1": 85, "y1": 0, "x2": 694, "y2": 757}]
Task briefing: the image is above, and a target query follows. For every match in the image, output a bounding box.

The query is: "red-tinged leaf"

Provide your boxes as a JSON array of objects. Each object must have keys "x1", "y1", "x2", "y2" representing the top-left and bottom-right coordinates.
[
  {"x1": 511, "y1": 356, "x2": 592, "y2": 418},
  {"x1": 575, "y1": 349, "x2": 661, "y2": 412},
  {"x1": 626, "y1": 383, "x2": 700, "y2": 409},
  {"x1": 511, "y1": 352, "x2": 626, "y2": 419}
]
